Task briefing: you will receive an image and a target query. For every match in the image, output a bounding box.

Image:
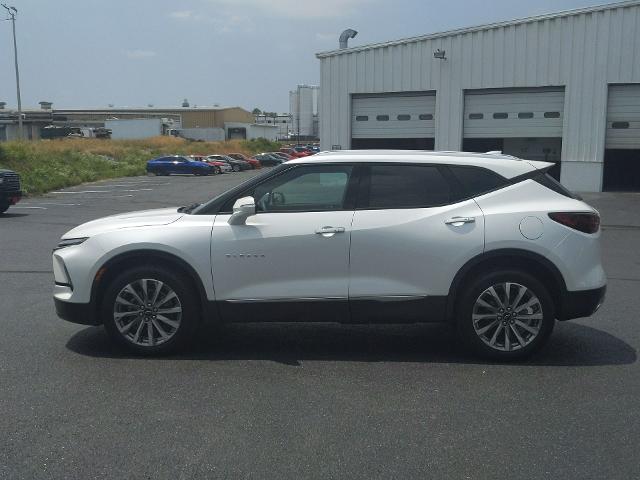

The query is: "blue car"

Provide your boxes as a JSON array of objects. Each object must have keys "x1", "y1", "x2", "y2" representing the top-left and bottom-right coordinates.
[{"x1": 146, "y1": 156, "x2": 214, "y2": 176}]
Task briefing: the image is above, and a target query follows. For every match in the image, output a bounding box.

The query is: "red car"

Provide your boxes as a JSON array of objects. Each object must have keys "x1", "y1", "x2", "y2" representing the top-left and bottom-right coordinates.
[
  {"x1": 279, "y1": 147, "x2": 307, "y2": 158},
  {"x1": 227, "y1": 153, "x2": 261, "y2": 169}
]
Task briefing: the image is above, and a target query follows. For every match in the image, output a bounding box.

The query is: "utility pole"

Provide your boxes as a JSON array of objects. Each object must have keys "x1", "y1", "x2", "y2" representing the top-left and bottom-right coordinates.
[{"x1": 2, "y1": 4, "x2": 22, "y2": 140}]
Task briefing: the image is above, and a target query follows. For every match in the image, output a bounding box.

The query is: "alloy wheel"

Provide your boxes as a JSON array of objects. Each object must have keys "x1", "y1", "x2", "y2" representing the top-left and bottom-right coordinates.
[
  {"x1": 472, "y1": 282, "x2": 543, "y2": 352},
  {"x1": 113, "y1": 278, "x2": 182, "y2": 347}
]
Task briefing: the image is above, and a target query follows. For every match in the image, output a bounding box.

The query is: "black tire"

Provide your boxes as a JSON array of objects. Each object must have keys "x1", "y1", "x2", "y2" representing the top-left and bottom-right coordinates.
[
  {"x1": 101, "y1": 265, "x2": 200, "y2": 355},
  {"x1": 214, "y1": 166, "x2": 221, "y2": 175},
  {"x1": 455, "y1": 269, "x2": 555, "y2": 361},
  {"x1": 232, "y1": 164, "x2": 240, "y2": 172},
  {"x1": 0, "y1": 202, "x2": 9, "y2": 214}
]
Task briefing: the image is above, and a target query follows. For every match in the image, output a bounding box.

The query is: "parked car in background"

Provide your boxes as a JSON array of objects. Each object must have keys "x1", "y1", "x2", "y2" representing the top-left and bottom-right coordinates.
[
  {"x1": 146, "y1": 156, "x2": 214, "y2": 176},
  {"x1": 269, "y1": 152, "x2": 294, "y2": 161},
  {"x1": 190, "y1": 155, "x2": 230, "y2": 174},
  {"x1": 0, "y1": 169, "x2": 22, "y2": 214},
  {"x1": 53, "y1": 150, "x2": 605, "y2": 359},
  {"x1": 252, "y1": 154, "x2": 284, "y2": 167},
  {"x1": 227, "y1": 153, "x2": 261, "y2": 169},
  {"x1": 279, "y1": 147, "x2": 308, "y2": 158},
  {"x1": 187, "y1": 155, "x2": 221, "y2": 174},
  {"x1": 294, "y1": 146, "x2": 315, "y2": 156},
  {"x1": 206, "y1": 154, "x2": 251, "y2": 172}
]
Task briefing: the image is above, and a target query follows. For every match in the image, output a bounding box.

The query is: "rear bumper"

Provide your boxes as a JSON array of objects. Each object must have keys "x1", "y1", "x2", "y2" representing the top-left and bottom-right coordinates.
[
  {"x1": 558, "y1": 285, "x2": 606, "y2": 321},
  {"x1": 54, "y1": 298, "x2": 100, "y2": 326}
]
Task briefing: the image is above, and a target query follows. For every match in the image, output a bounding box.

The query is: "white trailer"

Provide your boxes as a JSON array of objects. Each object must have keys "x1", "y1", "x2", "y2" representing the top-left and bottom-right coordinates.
[{"x1": 105, "y1": 118, "x2": 163, "y2": 140}]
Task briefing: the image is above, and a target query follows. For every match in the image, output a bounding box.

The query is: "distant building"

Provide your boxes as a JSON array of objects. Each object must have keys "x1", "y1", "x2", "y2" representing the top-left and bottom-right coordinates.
[
  {"x1": 254, "y1": 113, "x2": 292, "y2": 140},
  {"x1": 0, "y1": 104, "x2": 277, "y2": 141}
]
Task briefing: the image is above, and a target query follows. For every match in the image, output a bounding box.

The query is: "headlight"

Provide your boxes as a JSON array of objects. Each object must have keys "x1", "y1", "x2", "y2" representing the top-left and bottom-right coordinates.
[{"x1": 54, "y1": 237, "x2": 88, "y2": 251}]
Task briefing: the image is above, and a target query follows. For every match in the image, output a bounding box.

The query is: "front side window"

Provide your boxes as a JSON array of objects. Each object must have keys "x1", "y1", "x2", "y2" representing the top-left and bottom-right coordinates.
[
  {"x1": 367, "y1": 165, "x2": 451, "y2": 209},
  {"x1": 248, "y1": 166, "x2": 353, "y2": 212}
]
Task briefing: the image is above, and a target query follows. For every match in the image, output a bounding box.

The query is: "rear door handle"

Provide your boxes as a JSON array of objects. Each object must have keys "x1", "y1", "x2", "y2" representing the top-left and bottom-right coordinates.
[
  {"x1": 444, "y1": 216, "x2": 476, "y2": 226},
  {"x1": 315, "y1": 226, "x2": 345, "y2": 236}
]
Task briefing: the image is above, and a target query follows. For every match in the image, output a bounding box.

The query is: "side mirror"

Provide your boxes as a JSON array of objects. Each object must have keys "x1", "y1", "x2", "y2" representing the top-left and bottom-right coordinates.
[{"x1": 228, "y1": 196, "x2": 256, "y2": 225}]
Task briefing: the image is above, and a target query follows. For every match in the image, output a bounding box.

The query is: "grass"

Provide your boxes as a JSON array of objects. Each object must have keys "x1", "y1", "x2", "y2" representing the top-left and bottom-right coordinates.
[{"x1": 0, "y1": 137, "x2": 282, "y2": 196}]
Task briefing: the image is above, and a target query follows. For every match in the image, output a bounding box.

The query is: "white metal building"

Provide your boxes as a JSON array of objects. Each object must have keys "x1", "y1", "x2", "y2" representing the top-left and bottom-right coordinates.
[{"x1": 317, "y1": 1, "x2": 640, "y2": 191}]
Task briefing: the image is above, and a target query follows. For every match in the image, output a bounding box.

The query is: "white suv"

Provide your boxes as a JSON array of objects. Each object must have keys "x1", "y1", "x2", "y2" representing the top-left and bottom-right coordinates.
[{"x1": 53, "y1": 151, "x2": 606, "y2": 360}]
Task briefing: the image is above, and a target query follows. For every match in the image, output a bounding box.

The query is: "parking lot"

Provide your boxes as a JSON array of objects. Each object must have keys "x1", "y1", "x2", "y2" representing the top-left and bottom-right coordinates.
[{"x1": 1, "y1": 173, "x2": 639, "y2": 479}]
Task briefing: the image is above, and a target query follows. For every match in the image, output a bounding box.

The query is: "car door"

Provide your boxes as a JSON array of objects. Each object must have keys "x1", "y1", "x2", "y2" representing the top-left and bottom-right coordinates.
[
  {"x1": 211, "y1": 164, "x2": 357, "y2": 322},
  {"x1": 175, "y1": 157, "x2": 192, "y2": 174},
  {"x1": 349, "y1": 163, "x2": 484, "y2": 323}
]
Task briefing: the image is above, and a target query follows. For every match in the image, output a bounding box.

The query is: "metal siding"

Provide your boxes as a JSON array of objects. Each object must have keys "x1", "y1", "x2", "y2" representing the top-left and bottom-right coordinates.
[
  {"x1": 606, "y1": 84, "x2": 640, "y2": 148},
  {"x1": 463, "y1": 89, "x2": 565, "y2": 138},
  {"x1": 319, "y1": 1, "x2": 640, "y2": 190},
  {"x1": 352, "y1": 94, "x2": 436, "y2": 139}
]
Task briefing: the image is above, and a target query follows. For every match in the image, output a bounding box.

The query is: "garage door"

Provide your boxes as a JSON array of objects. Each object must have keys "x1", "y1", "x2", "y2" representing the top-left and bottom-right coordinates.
[
  {"x1": 463, "y1": 88, "x2": 565, "y2": 138},
  {"x1": 603, "y1": 84, "x2": 640, "y2": 191},
  {"x1": 351, "y1": 93, "x2": 435, "y2": 150},
  {"x1": 606, "y1": 85, "x2": 640, "y2": 149}
]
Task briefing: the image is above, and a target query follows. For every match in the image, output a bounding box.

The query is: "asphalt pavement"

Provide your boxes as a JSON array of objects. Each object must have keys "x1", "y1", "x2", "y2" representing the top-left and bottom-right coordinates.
[{"x1": 1, "y1": 173, "x2": 639, "y2": 479}]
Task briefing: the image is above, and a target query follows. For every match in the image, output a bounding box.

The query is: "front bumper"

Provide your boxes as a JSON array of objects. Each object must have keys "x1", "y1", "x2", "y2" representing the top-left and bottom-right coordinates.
[
  {"x1": 558, "y1": 285, "x2": 606, "y2": 321},
  {"x1": 54, "y1": 297, "x2": 100, "y2": 325},
  {"x1": 1, "y1": 190, "x2": 22, "y2": 205}
]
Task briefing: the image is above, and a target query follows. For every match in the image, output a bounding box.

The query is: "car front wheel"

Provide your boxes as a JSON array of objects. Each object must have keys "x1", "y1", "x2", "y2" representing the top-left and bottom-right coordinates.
[
  {"x1": 456, "y1": 270, "x2": 555, "y2": 360},
  {"x1": 101, "y1": 266, "x2": 199, "y2": 355}
]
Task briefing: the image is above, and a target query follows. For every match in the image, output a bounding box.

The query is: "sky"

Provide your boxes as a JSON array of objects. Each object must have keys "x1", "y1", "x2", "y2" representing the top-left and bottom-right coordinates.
[{"x1": 0, "y1": 0, "x2": 609, "y2": 113}]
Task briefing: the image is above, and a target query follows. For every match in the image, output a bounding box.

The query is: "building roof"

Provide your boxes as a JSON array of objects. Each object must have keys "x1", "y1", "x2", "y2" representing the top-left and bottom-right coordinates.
[{"x1": 316, "y1": 0, "x2": 640, "y2": 58}]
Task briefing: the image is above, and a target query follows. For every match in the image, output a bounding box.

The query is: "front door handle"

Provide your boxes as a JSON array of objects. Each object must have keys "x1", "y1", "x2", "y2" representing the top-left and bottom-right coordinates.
[
  {"x1": 444, "y1": 216, "x2": 476, "y2": 226},
  {"x1": 315, "y1": 226, "x2": 345, "y2": 236}
]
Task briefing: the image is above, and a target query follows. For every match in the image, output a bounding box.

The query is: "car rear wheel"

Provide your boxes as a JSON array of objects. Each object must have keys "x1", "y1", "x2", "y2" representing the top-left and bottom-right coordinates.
[
  {"x1": 232, "y1": 165, "x2": 240, "y2": 172},
  {"x1": 102, "y1": 266, "x2": 199, "y2": 355},
  {"x1": 456, "y1": 270, "x2": 555, "y2": 360}
]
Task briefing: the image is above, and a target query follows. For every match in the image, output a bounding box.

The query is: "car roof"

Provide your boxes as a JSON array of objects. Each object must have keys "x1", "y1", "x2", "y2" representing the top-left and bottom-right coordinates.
[{"x1": 287, "y1": 150, "x2": 552, "y2": 179}]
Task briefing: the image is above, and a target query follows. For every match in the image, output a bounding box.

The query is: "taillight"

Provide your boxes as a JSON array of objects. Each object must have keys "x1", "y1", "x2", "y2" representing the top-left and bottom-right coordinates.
[{"x1": 548, "y1": 212, "x2": 600, "y2": 234}]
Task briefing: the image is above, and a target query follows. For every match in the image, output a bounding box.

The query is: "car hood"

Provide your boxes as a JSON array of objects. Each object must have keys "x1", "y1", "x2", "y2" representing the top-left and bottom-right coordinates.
[{"x1": 62, "y1": 207, "x2": 183, "y2": 239}]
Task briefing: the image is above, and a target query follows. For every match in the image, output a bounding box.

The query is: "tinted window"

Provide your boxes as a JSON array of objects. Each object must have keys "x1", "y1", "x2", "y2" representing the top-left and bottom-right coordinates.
[
  {"x1": 518, "y1": 112, "x2": 534, "y2": 119},
  {"x1": 544, "y1": 111, "x2": 561, "y2": 118},
  {"x1": 397, "y1": 114, "x2": 411, "y2": 121},
  {"x1": 376, "y1": 115, "x2": 389, "y2": 121},
  {"x1": 367, "y1": 165, "x2": 451, "y2": 209},
  {"x1": 448, "y1": 166, "x2": 507, "y2": 197},
  {"x1": 251, "y1": 166, "x2": 353, "y2": 212},
  {"x1": 534, "y1": 173, "x2": 577, "y2": 199},
  {"x1": 355, "y1": 115, "x2": 368, "y2": 121},
  {"x1": 419, "y1": 114, "x2": 433, "y2": 120},
  {"x1": 493, "y1": 112, "x2": 508, "y2": 119},
  {"x1": 468, "y1": 113, "x2": 483, "y2": 120}
]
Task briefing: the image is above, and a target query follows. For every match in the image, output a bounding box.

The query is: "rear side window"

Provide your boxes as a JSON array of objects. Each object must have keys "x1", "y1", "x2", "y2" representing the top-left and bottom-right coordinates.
[
  {"x1": 367, "y1": 165, "x2": 451, "y2": 208},
  {"x1": 448, "y1": 166, "x2": 507, "y2": 197},
  {"x1": 534, "y1": 173, "x2": 577, "y2": 199}
]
